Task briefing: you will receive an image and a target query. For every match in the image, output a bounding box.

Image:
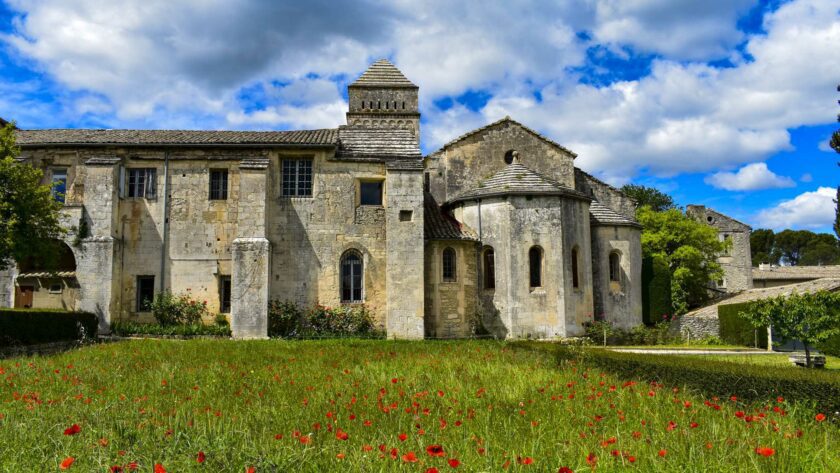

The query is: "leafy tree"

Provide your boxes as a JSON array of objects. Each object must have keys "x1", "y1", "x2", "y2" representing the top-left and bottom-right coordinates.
[
  {"x1": 0, "y1": 122, "x2": 65, "y2": 270},
  {"x1": 620, "y1": 184, "x2": 677, "y2": 212},
  {"x1": 773, "y1": 229, "x2": 816, "y2": 266},
  {"x1": 799, "y1": 233, "x2": 840, "y2": 265},
  {"x1": 750, "y1": 229, "x2": 778, "y2": 266},
  {"x1": 832, "y1": 84, "x2": 839, "y2": 239},
  {"x1": 739, "y1": 290, "x2": 840, "y2": 368},
  {"x1": 636, "y1": 207, "x2": 727, "y2": 314}
]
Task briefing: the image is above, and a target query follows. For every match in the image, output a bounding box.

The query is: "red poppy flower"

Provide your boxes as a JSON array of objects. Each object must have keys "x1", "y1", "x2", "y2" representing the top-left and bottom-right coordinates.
[
  {"x1": 274, "y1": 434, "x2": 283, "y2": 440},
  {"x1": 59, "y1": 457, "x2": 75, "y2": 470},
  {"x1": 399, "y1": 433, "x2": 408, "y2": 441},
  {"x1": 126, "y1": 462, "x2": 138, "y2": 471},
  {"x1": 299, "y1": 435, "x2": 311, "y2": 445},
  {"x1": 755, "y1": 447, "x2": 775, "y2": 457},
  {"x1": 246, "y1": 468, "x2": 256, "y2": 473},
  {"x1": 402, "y1": 451, "x2": 418, "y2": 463},
  {"x1": 658, "y1": 449, "x2": 667, "y2": 457},
  {"x1": 627, "y1": 456, "x2": 636, "y2": 463},
  {"x1": 519, "y1": 457, "x2": 534, "y2": 465},
  {"x1": 558, "y1": 468, "x2": 573, "y2": 473},
  {"x1": 391, "y1": 378, "x2": 399, "y2": 384},
  {"x1": 427, "y1": 468, "x2": 440, "y2": 473},
  {"x1": 427, "y1": 445, "x2": 445, "y2": 457},
  {"x1": 336, "y1": 453, "x2": 345, "y2": 459},
  {"x1": 448, "y1": 458, "x2": 460, "y2": 468},
  {"x1": 154, "y1": 464, "x2": 167, "y2": 473},
  {"x1": 197, "y1": 451, "x2": 205, "y2": 463},
  {"x1": 63, "y1": 424, "x2": 81, "y2": 436},
  {"x1": 690, "y1": 422, "x2": 699, "y2": 428},
  {"x1": 735, "y1": 411, "x2": 745, "y2": 418},
  {"x1": 586, "y1": 453, "x2": 597, "y2": 466},
  {"x1": 336, "y1": 429, "x2": 349, "y2": 441},
  {"x1": 815, "y1": 413, "x2": 826, "y2": 422},
  {"x1": 110, "y1": 467, "x2": 123, "y2": 473}
]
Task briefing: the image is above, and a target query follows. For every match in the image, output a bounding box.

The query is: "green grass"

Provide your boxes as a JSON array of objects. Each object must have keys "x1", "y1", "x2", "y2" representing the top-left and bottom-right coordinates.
[
  {"x1": 683, "y1": 354, "x2": 840, "y2": 372},
  {"x1": 607, "y1": 345, "x2": 759, "y2": 351},
  {"x1": 0, "y1": 340, "x2": 837, "y2": 472}
]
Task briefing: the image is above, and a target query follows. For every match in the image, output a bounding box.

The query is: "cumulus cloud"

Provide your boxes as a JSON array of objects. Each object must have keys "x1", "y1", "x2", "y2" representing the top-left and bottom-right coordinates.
[
  {"x1": 704, "y1": 162, "x2": 795, "y2": 191},
  {"x1": 755, "y1": 186, "x2": 837, "y2": 230}
]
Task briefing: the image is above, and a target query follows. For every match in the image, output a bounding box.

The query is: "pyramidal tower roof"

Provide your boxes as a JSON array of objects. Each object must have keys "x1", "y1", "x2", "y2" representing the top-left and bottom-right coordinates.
[{"x1": 350, "y1": 59, "x2": 417, "y2": 88}]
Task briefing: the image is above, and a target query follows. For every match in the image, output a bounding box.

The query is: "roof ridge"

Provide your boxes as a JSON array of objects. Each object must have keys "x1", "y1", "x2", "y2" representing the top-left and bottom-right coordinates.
[
  {"x1": 350, "y1": 59, "x2": 416, "y2": 87},
  {"x1": 429, "y1": 116, "x2": 577, "y2": 158}
]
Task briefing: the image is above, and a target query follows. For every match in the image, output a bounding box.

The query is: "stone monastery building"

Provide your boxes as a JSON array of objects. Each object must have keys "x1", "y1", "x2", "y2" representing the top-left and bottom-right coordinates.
[{"x1": 0, "y1": 60, "x2": 644, "y2": 339}]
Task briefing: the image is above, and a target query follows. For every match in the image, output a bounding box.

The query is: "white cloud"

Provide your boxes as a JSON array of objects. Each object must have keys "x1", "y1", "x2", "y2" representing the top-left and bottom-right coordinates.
[
  {"x1": 755, "y1": 186, "x2": 837, "y2": 230},
  {"x1": 818, "y1": 136, "x2": 835, "y2": 152},
  {"x1": 704, "y1": 162, "x2": 795, "y2": 191}
]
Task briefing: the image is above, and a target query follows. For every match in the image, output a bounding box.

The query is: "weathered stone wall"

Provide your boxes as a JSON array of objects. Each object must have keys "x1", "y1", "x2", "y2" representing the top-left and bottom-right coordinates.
[
  {"x1": 14, "y1": 277, "x2": 79, "y2": 310},
  {"x1": 574, "y1": 170, "x2": 637, "y2": 219},
  {"x1": 425, "y1": 121, "x2": 577, "y2": 204},
  {"x1": 591, "y1": 225, "x2": 643, "y2": 329},
  {"x1": 0, "y1": 266, "x2": 15, "y2": 308},
  {"x1": 669, "y1": 313, "x2": 719, "y2": 339},
  {"x1": 686, "y1": 205, "x2": 752, "y2": 292},
  {"x1": 424, "y1": 241, "x2": 478, "y2": 338},
  {"x1": 453, "y1": 195, "x2": 594, "y2": 339},
  {"x1": 347, "y1": 86, "x2": 420, "y2": 136}
]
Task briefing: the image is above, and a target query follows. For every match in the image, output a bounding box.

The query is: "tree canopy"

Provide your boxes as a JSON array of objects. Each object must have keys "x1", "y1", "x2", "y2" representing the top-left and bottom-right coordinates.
[
  {"x1": 636, "y1": 206, "x2": 727, "y2": 315},
  {"x1": 620, "y1": 184, "x2": 677, "y2": 213},
  {"x1": 750, "y1": 228, "x2": 840, "y2": 266},
  {"x1": 0, "y1": 122, "x2": 65, "y2": 270}
]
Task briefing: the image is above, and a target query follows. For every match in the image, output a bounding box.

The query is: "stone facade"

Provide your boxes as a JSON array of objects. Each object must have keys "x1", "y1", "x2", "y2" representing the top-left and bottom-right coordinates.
[
  {"x1": 686, "y1": 205, "x2": 753, "y2": 293},
  {"x1": 1, "y1": 59, "x2": 644, "y2": 339}
]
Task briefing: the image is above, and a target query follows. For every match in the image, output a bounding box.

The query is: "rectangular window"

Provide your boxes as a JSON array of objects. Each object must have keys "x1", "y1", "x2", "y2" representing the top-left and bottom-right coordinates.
[
  {"x1": 127, "y1": 168, "x2": 157, "y2": 199},
  {"x1": 281, "y1": 159, "x2": 313, "y2": 197},
  {"x1": 720, "y1": 234, "x2": 732, "y2": 256},
  {"x1": 219, "y1": 276, "x2": 231, "y2": 313},
  {"x1": 52, "y1": 169, "x2": 67, "y2": 203},
  {"x1": 49, "y1": 283, "x2": 63, "y2": 294},
  {"x1": 209, "y1": 169, "x2": 228, "y2": 200},
  {"x1": 571, "y1": 248, "x2": 580, "y2": 289},
  {"x1": 360, "y1": 181, "x2": 383, "y2": 206},
  {"x1": 136, "y1": 276, "x2": 155, "y2": 311}
]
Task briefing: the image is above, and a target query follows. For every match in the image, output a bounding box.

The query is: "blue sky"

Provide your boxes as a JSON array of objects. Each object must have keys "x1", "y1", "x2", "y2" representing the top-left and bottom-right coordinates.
[{"x1": 0, "y1": 0, "x2": 837, "y2": 233}]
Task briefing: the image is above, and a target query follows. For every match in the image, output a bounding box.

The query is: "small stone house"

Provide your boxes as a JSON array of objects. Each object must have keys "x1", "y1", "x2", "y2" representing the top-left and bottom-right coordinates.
[
  {"x1": 686, "y1": 205, "x2": 753, "y2": 293},
  {"x1": 0, "y1": 60, "x2": 643, "y2": 339}
]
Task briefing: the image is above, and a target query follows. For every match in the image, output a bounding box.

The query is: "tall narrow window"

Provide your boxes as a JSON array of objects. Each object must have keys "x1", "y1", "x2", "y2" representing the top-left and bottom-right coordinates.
[
  {"x1": 282, "y1": 159, "x2": 313, "y2": 197},
  {"x1": 136, "y1": 276, "x2": 155, "y2": 311},
  {"x1": 359, "y1": 181, "x2": 383, "y2": 206},
  {"x1": 483, "y1": 248, "x2": 495, "y2": 289},
  {"x1": 571, "y1": 247, "x2": 580, "y2": 289},
  {"x1": 720, "y1": 233, "x2": 732, "y2": 256},
  {"x1": 127, "y1": 168, "x2": 157, "y2": 199},
  {"x1": 219, "y1": 276, "x2": 232, "y2": 313},
  {"x1": 209, "y1": 169, "x2": 228, "y2": 200},
  {"x1": 52, "y1": 168, "x2": 67, "y2": 203},
  {"x1": 529, "y1": 246, "x2": 543, "y2": 288},
  {"x1": 442, "y1": 247, "x2": 457, "y2": 282},
  {"x1": 609, "y1": 252, "x2": 621, "y2": 282},
  {"x1": 341, "y1": 251, "x2": 363, "y2": 302}
]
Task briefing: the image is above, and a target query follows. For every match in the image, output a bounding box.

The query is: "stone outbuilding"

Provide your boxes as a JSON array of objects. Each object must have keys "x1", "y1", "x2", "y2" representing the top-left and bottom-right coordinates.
[
  {"x1": 0, "y1": 59, "x2": 644, "y2": 339},
  {"x1": 687, "y1": 205, "x2": 753, "y2": 293}
]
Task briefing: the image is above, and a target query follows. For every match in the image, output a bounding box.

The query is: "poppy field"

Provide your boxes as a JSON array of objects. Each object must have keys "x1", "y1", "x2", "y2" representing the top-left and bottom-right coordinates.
[{"x1": 0, "y1": 340, "x2": 837, "y2": 472}]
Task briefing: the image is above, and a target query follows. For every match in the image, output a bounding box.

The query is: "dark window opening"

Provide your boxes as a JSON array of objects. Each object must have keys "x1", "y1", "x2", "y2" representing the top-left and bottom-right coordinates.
[
  {"x1": 341, "y1": 251, "x2": 363, "y2": 302},
  {"x1": 442, "y1": 247, "x2": 457, "y2": 282},
  {"x1": 378, "y1": 101, "x2": 381, "y2": 109},
  {"x1": 127, "y1": 168, "x2": 157, "y2": 199},
  {"x1": 571, "y1": 248, "x2": 580, "y2": 289},
  {"x1": 219, "y1": 276, "x2": 231, "y2": 313},
  {"x1": 402, "y1": 101, "x2": 406, "y2": 109},
  {"x1": 52, "y1": 168, "x2": 67, "y2": 203},
  {"x1": 529, "y1": 246, "x2": 543, "y2": 288},
  {"x1": 209, "y1": 169, "x2": 228, "y2": 200},
  {"x1": 483, "y1": 248, "x2": 495, "y2": 289},
  {"x1": 360, "y1": 181, "x2": 383, "y2": 206},
  {"x1": 504, "y1": 150, "x2": 516, "y2": 165},
  {"x1": 424, "y1": 172, "x2": 430, "y2": 192},
  {"x1": 399, "y1": 210, "x2": 413, "y2": 221},
  {"x1": 136, "y1": 276, "x2": 155, "y2": 311},
  {"x1": 609, "y1": 252, "x2": 621, "y2": 282},
  {"x1": 282, "y1": 159, "x2": 313, "y2": 197}
]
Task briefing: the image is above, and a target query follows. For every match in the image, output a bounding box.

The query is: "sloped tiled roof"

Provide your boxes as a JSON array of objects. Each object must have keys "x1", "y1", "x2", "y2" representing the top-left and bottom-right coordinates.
[
  {"x1": 15, "y1": 128, "x2": 339, "y2": 147},
  {"x1": 682, "y1": 278, "x2": 840, "y2": 319},
  {"x1": 431, "y1": 116, "x2": 577, "y2": 157},
  {"x1": 349, "y1": 59, "x2": 417, "y2": 88},
  {"x1": 753, "y1": 265, "x2": 840, "y2": 280},
  {"x1": 336, "y1": 126, "x2": 421, "y2": 161},
  {"x1": 589, "y1": 201, "x2": 641, "y2": 227},
  {"x1": 424, "y1": 193, "x2": 478, "y2": 241},
  {"x1": 447, "y1": 162, "x2": 590, "y2": 204}
]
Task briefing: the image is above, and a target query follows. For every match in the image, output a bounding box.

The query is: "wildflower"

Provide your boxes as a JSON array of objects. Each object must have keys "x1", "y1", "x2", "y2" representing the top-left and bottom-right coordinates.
[
  {"x1": 558, "y1": 468, "x2": 574, "y2": 473},
  {"x1": 110, "y1": 467, "x2": 123, "y2": 473},
  {"x1": 59, "y1": 457, "x2": 75, "y2": 470},
  {"x1": 586, "y1": 453, "x2": 597, "y2": 466},
  {"x1": 427, "y1": 445, "x2": 446, "y2": 457},
  {"x1": 755, "y1": 447, "x2": 775, "y2": 457},
  {"x1": 735, "y1": 411, "x2": 745, "y2": 418},
  {"x1": 690, "y1": 422, "x2": 699, "y2": 428},
  {"x1": 197, "y1": 451, "x2": 205, "y2": 463},
  {"x1": 448, "y1": 458, "x2": 461, "y2": 468},
  {"x1": 246, "y1": 468, "x2": 256, "y2": 473},
  {"x1": 427, "y1": 469, "x2": 440, "y2": 473},
  {"x1": 402, "y1": 451, "x2": 418, "y2": 462},
  {"x1": 154, "y1": 464, "x2": 167, "y2": 473},
  {"x1": 336, "y1": 453, "x2": 345, "y2": 459},
  {"x1": 815, "y1": 413, "x2": 826, "y2": 422},
  {"x1": 336, "y1": 429, "x2": 349, "y2": 441},
  {"x1": 519, "y1": 457, "x2": 534, "y2": 465},
  {"x1": 658, "y1": 449, "x2": 667, "y2": 457},
  {"x1": 63, "y1": 424, "x2": 81, "y2": 436},
  {"x1": 299, "y1": 435, "x2": 311, "y2": 445},
  {"x1": 399, "y1": 433, "x2": 408, "y2": 441}
]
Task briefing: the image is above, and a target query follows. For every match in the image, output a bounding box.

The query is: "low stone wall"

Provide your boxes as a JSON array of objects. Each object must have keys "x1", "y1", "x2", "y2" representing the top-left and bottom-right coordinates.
[{"x1": 669, "y1": 313, "x2": 720, "y2": 340}]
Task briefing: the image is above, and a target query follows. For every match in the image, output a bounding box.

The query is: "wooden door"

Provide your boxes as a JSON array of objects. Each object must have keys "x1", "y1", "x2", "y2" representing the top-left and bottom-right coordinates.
[{"x1": 15, "y1": 285, "x2": 34, "y2": 309}]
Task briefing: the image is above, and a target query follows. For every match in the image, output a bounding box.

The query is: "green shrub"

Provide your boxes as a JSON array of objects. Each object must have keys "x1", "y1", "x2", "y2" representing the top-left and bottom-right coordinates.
[
  {"x1": 583, "y1": 320, "x2": 677, "y2": 346},
  {"x1": 214, "y1": 313, "x2": 229, "y2": 327},
  {"x1": 267, "y1": 300, "x2": 381, "y2": 338},
  {"x1": 718, "y1": 301, "x2": 768, "y2": 348},
  {"x1": 818, "y1": 334, "x2": 840, "y2": 357},
  {"x1": 111, "y1": 320, "x2": 230, "y2": 337},
  {"x1": 557, "y1": 347, "x2": 840, "y2": 414},
  {"x1": 150, "y1": 291, "x2": 209, "y2": 326},
  {"x1": 641, "y1": 255, "x2": 672, "y2": 325},
  {"x1": 0, "y1": 309, "x2": 98, "y2": 347}
]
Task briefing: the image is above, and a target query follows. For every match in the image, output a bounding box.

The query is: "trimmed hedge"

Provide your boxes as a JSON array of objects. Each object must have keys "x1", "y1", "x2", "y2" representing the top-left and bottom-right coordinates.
[
  {"x1": 817, "y1": 334, "x2": 840, "y2": 357},
  {"x1": 111, "y1": 320, "x2": 231, "y2": 337},
  {"x1": 718, "y1": 301, "x2": 768, "y2": 348},
  {"x1": 642, "y1": 255, "x2": 672, "y2": 325},
  {"x1": 558, "y1": 347, "x2": 840, "y2": 414},
  {"x1": 0, "y1": 309, "x2": 98, "y2": 347}
]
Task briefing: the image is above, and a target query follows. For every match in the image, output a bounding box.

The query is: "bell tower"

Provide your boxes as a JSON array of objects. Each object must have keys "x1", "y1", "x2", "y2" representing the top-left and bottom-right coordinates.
[{"x1": 346, "y1": 59, "x2": 420, "y2": 137}]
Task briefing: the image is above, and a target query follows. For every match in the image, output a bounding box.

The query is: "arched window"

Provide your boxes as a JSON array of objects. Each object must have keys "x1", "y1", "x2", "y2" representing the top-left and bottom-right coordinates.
[
  {"x1": 442, "y1": 247, "x2": 457, "y2": 282},
  {"x1": 504, "y1": 150, "x2": 516, "y2": 165},
  {"x1": 340, "y1": 250, "x2": 363, "y2": 302},
  {"x1": 571, "y1": 247, "x2": 580, "y2": 289},
  {"x1": 483, "y1": 248, "x2": 495, "y2": 289},
  {"x1": 609, "y1": 251, "x2": 621, "y2": 282},
  {"x1": 529, "y1": 246, "x2": 543, "y2": 288}
]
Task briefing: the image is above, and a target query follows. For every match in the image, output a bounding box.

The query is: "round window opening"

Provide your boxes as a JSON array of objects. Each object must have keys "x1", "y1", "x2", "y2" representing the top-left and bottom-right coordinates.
[{"x1": 504, "y1": 150, "x2": 516, "y2": 165}]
